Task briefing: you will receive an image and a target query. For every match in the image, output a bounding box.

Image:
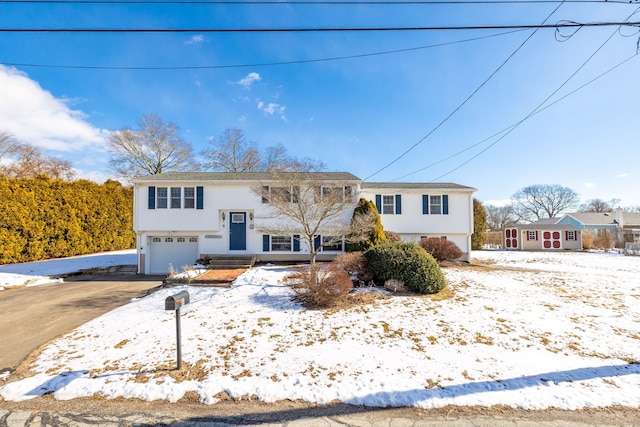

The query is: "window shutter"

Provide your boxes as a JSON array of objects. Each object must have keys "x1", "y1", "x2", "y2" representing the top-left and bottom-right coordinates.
[
  {"x1": 443, "y1": 195, "x2": 449, "y2": 215},
  {"x1": 395, "y1": 195, "x2": 402, "y2": 214},
  {"x1": 196, "y1": 186, "x2": 204, "y2": 210},
  {"x1": 263, "y1": 235, "x2": 270, "y2": 252},
  {"x1": 314, "y1": 235, "x2": 321, "y2": 251},
  {"x1": 375, "y1": 195, "x2": 382, "y2": 213},
  {"x1": 293, "y1": 235, "x2": 300, "y2": 252},
  {"x1": 148, "y1": 186, "x2": 156, "y2": 209},
  {"x1": 536, "y1": 231, "x2": 539, "y2": 240},
  {"x1": 422, "y1": 195, "x2": 429, "y2": 214}
]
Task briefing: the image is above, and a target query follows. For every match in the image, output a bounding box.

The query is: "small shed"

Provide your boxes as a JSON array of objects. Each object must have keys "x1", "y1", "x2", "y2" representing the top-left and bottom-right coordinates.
[{"x1": 503, "y1": 223, "x2": 582, "y2": 251}]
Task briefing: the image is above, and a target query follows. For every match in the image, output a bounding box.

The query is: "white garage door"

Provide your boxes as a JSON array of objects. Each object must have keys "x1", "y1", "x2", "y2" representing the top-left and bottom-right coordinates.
[{"x1": 149, "y1": 236, "x2": 199, "y2": 274}]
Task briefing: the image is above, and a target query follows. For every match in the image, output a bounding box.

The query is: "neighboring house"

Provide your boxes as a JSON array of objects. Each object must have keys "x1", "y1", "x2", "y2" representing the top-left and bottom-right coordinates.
[
  {"x1": 360, "y1": 183, "x2": 476, "y2": 261},
  {"x1": 133, "y1": 172, "x2": 477, "y2": 274},
  {"x1": 502, "y1": 208, "x2": 640, "y2": 251}
]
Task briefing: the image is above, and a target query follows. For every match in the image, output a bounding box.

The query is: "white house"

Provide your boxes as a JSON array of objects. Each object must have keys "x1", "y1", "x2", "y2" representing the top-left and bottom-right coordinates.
[{"x1": 133, "y1": 172, "x2": 476, "y2": 274}]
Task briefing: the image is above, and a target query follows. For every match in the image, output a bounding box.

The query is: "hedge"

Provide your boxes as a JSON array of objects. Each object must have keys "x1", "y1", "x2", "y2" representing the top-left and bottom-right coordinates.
[{"x1": 0, "y1": 177, "x2": 135, "y2": 264}]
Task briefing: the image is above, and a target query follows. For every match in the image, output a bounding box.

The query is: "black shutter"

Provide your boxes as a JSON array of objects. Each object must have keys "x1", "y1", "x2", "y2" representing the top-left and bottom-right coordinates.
[
  {"x1": 375, "y1": 195, "x2": 382, "y2": 213},
  {"x1": 196, "y1": 186, "x2": 204, "y2": 210},
  {"x1": 422, "y1": 195, "x2": 429, "y2": 214},
  {"x1": 148, "y1": 186, "x2": 156, "y2": 209},
  {"x1": 395, "y1": 195, "x2": 402, "y2": 214},
  {"x1": 443, "y1": 195, "x2": 449, "y2": 215},
  {"x1": 263, "y1": 235, "x2": 270, "y2": 252},
  {"x1": 293, "y1": 235, "x2": 300, "y2": 252}
]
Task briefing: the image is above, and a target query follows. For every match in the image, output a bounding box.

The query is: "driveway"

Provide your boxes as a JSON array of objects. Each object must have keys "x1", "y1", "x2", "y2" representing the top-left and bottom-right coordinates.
[{"x1": 0, "y1": 274, "x2": 164, "y2": 372}]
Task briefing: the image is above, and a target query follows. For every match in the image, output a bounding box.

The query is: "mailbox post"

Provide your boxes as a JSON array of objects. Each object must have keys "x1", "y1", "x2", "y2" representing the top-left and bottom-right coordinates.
[{"x1": 165, "y1": 291, "x2": 190, "y2": 370}]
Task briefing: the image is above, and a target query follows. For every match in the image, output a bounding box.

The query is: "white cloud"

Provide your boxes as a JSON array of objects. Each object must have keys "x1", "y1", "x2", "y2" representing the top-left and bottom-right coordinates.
[
  {"x1": 257, "y1": 100, "x2": 287, "y2": 121},
  {"x1": 0, "y1": 65, "x2": 105, "y2": 152},
  {"x1": 185, "y1": 34, "x2": 205, "y2": 45},
  {"x1": 616, "y1": 173, "x2": 631, "y2": 178},
  {"x1": 584, "y1": 182, "x2": 597, "y2": 189},
  {"x1": 237, "y1": 72, "x2": 261, "y2": 88},
  {"x1": 483, "y1": 199, "x2": 514, "y2": 207}
]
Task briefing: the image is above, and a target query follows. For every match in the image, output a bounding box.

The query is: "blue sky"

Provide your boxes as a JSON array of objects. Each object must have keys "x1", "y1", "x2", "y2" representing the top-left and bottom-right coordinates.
[{"x1": 1, "y1": 0, "x2": 639, "y2": 207}]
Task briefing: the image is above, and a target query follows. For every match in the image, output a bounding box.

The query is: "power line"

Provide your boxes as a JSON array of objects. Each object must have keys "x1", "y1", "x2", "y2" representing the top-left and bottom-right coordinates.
[
  {"x1": 1, "y1": 0, "x2": 636, "y2": 4},
  {"x1": 1, "y1": 29, "x2": 526, "y2": 70},
  {"x1": 422, "y1": 5, "x2": 640, "y2": 183},
  {"x1": 363, "y1": 0, "x2": 567, "y2": 181},
  {"x1": 1, "y1": 21, "x2": 639, "y2": 32},
  {"x1": 391, "y1": 54, "x2": 638, "y2": 180}
]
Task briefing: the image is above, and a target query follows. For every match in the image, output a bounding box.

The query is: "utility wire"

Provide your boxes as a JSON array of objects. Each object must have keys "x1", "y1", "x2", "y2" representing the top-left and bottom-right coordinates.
[
  {"x1": 391, "y1": 53, "x2": 638, "y2": 180},
  {"x1": 1, "y1": 29, "x2": 526, "y2": 70},
  {"x1": 422, "y1": 4, "x2": 640, "y2": 183},
  {"x1": 363, "y1": 1, "x2": 567, "y2": 181},
  {"x1": 1, "y1": 0, "x2": 636, "y2": 4},
  {"x1": 1, "y1": 21, "x2": 640, "y2": 32}
]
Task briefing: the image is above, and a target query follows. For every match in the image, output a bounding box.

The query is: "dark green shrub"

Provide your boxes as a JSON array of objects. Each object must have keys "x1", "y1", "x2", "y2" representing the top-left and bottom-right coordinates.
[
  {"x1": 419, "y1": 237, "x2": 463, "y2": 261},
  {"x1": 347, "y1": 198, "x2": 386, "y2": 252},
  {"x1": 364, "y1": 242, "x2": 446, "y2": 294}
]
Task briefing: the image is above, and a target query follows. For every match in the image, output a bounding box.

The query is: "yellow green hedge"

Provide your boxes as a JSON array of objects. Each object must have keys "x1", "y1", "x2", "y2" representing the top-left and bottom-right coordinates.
[{"x1": 0, "y1": 176, "x2": 135, "y2": 264}]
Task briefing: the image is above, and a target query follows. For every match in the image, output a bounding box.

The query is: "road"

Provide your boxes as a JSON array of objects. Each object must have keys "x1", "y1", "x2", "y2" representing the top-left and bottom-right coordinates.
[{"x1": 0, "y1": 274, "x2": 164, "y2": 372}]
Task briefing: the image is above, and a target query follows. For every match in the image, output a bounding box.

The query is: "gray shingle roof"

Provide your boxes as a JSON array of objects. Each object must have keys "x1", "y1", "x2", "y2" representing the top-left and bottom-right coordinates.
[
  {"x1": 362, "y1": 182, "x2": 476, "y2": 191},
  {"x1": 133, "y1": 171, "x2": 361, "y2": 182},
  {"x1": 516, "y1": 223, "x2": 580, "y2": 230}
]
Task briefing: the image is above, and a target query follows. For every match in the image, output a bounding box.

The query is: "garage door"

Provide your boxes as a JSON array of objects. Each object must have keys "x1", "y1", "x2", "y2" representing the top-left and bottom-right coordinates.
[{"x1": 149, "y1": 236, "x2": 199, "y2": 274}]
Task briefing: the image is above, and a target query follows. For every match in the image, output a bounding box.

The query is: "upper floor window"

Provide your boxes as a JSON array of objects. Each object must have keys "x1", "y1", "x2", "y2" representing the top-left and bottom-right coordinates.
[
  {"x1": 262, "y1": 186, "x2": 299, "y2": 203},
  {"x1": 375, "y1": 194, "x2": 401, "y2": 215},
  {"x1": 183, "y1": 187, "x2": 195, "y2": 209},
  {"x1": 148, "y1": 186, "x2": 204, "y2": 210},
  {"x1": 170, "y1": 187, "x2": 181, "y2": 208},
  {"x1": 422, "y1": 194, "x2": 449, "y2": 215},
  {"x1": 321, "y1": 186, "x2": 354, "y2": 202},
  {"x1": 382, "y1": 195, "x2": 395, "y2": 215},
  {"x1": 157, "y1": 187, "x2": 168, "y2": 209}
]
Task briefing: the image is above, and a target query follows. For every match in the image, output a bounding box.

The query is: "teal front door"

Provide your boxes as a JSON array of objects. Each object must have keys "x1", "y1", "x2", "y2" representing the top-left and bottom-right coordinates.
[{"x1": 229, "y1": 212, "x2": 247, "y2": 251}]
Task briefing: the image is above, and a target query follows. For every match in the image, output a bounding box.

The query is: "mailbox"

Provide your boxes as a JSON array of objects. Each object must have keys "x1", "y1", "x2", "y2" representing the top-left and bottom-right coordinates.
[{"x1": 165, "y1": 291, "x2": 190, "y2": 311}]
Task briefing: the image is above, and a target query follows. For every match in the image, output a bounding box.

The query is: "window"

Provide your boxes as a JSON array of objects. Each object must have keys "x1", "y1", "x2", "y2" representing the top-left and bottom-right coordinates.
[
  {"x1": 528, "y1": 231, "x2": 537, "y2": 241},
  {"x1": 382, "y1": 195, "x2": 395, "y2": 215},
  {"x1": 170, "y1": 187, "x2": 181, "y2": 208},
  {"x1": 566, "y1": 231, "x2": 576, "y2": 241},
  {"x1": 264, "y1": 186, "x2": 298, "y2": 203},
  {"x1": 430, "y1": 196, "x2": 442, "y2": 215},
  {"x1": 157, "y1": 187, "x2": 168, "y2": 209},
  {"x1": 177, "y1": 237, "x2": 185, "y2": 243},
  {"x1": 165, "y1": 237, "x2": 173, "y2": 243},
  {"x1": 322, "y1": 236, "x2": 343, "y2": 251},
  {"x1": 189, "y1": 237, "x2": 198, "y2": 243},
  {"x1": 152, "y1": 237, "x2": 161, "y2": 243},
  {"x1": 183, "y1": 187, "x2": 195, "y2": 209},
  {"x1": 231, "y1": 213, "x2": 245, "y2": 223},
  {"x1": 271, "y1": 236, "x2": 292, "y2": 251}
]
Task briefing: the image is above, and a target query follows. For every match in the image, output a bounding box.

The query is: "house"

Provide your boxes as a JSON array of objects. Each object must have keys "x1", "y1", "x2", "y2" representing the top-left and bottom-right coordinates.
[
  {"x1": 502, "y1": 208, "x2": 640, "y2": 251},
  {"x1": 133, "y1": 172, "x2": 477, "y2": 274}
]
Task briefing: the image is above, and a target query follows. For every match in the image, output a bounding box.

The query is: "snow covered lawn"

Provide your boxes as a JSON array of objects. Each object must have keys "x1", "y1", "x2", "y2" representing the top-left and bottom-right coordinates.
[{"x1": 1, "y1": 250, "x2": 639, "y2": 409}]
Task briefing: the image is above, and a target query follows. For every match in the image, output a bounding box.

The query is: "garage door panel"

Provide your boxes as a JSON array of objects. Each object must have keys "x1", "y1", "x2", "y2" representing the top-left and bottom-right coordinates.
[{"x1": 150, "y1": 237, "x2": 198, "y2": 274}]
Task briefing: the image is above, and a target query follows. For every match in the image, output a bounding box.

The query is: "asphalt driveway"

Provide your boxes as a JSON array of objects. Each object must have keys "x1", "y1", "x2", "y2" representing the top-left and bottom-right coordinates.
[{"x1": 0, "y1": 274, "x2": 164, "y2": 372}]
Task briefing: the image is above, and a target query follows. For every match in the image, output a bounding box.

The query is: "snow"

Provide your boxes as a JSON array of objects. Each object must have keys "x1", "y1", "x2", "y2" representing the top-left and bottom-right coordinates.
[
  {"x1": 0, "y1": 249, "x2": 136, "y2": 291},
  {"x1": 1, "y1": 250, "x2": 639, "y2": 409}
]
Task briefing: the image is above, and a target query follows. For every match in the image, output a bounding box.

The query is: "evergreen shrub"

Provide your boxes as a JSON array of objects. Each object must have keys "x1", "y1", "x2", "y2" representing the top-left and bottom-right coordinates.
[{"x1": 364, "y1": 241, "x2": 446, "y2": 294}]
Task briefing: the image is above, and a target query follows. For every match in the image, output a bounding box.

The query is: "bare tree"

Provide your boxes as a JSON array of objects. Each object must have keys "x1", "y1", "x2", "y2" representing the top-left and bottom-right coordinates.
[
  {"x1": 201, "y1": 128, "x2": 261, "y2": 172},
  {"x1": 485, "y1": 204, "x2": 517, "y2": 231},
  {"x1": 0, "y1": 130, "x2": 18, "y2": 162},
  {"x1": 253, "y1": 168, "x2": 358, "y2": 268},
  {"x1": 201, "y1": 128, "x2": 303, "y2": 172},
  {"x1": 511, "y1": 184, "x2": 579, "y2": 222},
  {"x1": 0, "y1": 142, "x2": 76, "y2": 180},
  {"x1": 107, "y1": 114, "x2": 198, "y2": 180},
  {"x1": 578, "y1": 198, "x2": 617, "y2": 213}
]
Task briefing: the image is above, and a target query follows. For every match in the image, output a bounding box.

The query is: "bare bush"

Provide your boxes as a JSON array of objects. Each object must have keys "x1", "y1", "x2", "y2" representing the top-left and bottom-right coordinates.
[
  {"x1": 582, "y1": 231, "x2": 594, "y2": 250},
  {"x1": 333, "y1": 252, "x2": 373, "y2": 282},
  {"x1": 593, "y1": 230, "x2": 615, "y2": 250},
  {"x1": 287, "y1": 264, "x2": 353, "y2": 309},
  {"x1": 419, "y1": 237, "x2": 463, "y2": 261},
  {"x1": 384, "y1": 230, "x2": 401, "y2": 242}
]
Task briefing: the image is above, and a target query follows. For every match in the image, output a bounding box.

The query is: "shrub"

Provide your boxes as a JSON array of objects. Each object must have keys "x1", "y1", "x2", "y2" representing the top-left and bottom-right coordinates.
[
  {"x1": 384, "y1": 230, "x2": 402, "y2": 243},
  {"x1": 347, "y1": 198, "x2": 386, "y2": 252},
  {"x1": 593, "y1": 229, "x2": 615, "y2": 250},
  {"x1": 287, "y1": 263, "x2": 353, "y2": 308},
  {"x1": 582, "y1": 231, "x2": 594, "y2": 250},
  {"x1": 419, "y1": 237, "x2": 463, "y2": 261},
  {"x1": 365, "y1": 242, "x2": 446, "y2": 294},
  {"x1": 333, "y1": 251, "x2": 373, "y2": 282}
]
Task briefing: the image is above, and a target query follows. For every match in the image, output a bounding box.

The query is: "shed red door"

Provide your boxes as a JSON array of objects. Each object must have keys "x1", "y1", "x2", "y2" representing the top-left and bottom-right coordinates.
[
  {"x1": 542, "y1": 231, "x2": 561, "y2": 249},
  {"x1": 505, "y1": 228, "x2": 518, "y2": 249}
]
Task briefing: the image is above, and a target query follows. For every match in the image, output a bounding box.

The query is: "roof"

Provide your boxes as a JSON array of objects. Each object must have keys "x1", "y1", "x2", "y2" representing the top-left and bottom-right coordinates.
[
  {"x1": 133, "y1": 171, "x2": 361, "y2": 183},
  {"x1": 516, "y1": 223, "x2": 580, "y2": 231},
  {"x1": 529, "y1": 218, "x2": 559, "y2": 225},
  {"x1": 362, "y1": 182, "x2": 477, "y2": 191},
  {"x1": 565, "y1": 212, "x2": 618, "y2": 226}
]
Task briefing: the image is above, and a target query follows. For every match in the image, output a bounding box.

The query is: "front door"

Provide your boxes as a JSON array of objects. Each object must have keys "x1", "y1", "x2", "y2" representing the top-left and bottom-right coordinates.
[{"x1": 229, "y1": 212, "x2": 247, "y2": 251}]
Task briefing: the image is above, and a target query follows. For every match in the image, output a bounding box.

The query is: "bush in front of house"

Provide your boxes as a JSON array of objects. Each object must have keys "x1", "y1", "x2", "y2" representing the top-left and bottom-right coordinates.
[
  {"x1": 364, "y1": 241, "x2": 446, "y2": 294},
  {"x1": 288, "y1": 263, "x2": 353, "y2": 308},
  {"x1": 419, "y1": 237, "x2": 463, "y2": 261},
  {"x1": 334, "y1": 251, "x2": 373, "y2": 283},
  {"x1": 384, "y1": 230, "x2": 402, "y2": 242}
]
